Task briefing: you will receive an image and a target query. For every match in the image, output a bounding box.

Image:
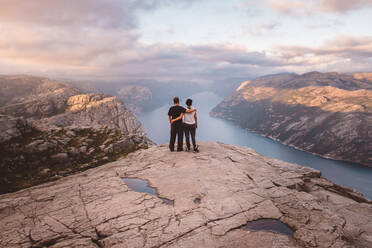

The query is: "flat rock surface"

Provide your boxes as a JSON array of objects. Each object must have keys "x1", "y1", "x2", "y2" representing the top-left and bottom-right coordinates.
[{"x1": 1, "y1": 142, "x2": 372, "y2": 248}]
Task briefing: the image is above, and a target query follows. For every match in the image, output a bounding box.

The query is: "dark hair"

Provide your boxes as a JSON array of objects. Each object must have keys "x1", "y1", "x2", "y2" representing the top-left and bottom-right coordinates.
[
  {"x1": 173, "y1": 97, "x2": 179, "y2": 104},
  {"x1": 186, "y1": 98, "x2": 192, "y2": 106}
]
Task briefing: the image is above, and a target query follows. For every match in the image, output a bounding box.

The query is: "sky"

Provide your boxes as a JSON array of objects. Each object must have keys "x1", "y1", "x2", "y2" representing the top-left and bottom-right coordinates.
[{"x1": 0, "y1": 0, "x2": 371, "y2": 83}]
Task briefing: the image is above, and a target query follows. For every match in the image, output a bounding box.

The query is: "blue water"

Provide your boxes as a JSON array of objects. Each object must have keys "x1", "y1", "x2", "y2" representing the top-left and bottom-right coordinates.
[
  {"x1": 123, "y1": 178, "x2": 174, "y2": 205},
  {"x1": 243, "y1": 219, "x2": 294, "y2": 236},
  {"x1": 139, "y1": 91, "x2": 372, "y2": 200}
]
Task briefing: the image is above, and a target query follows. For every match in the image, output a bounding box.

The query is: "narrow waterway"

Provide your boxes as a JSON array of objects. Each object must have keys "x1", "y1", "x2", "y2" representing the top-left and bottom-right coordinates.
[{"x1": 139, "y1": 91, "x2": 372, "y2": 200}]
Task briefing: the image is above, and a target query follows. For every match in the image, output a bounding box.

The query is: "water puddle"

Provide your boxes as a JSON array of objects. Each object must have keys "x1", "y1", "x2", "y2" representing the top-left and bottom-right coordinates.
[
  {"x1": 243, "y1": 219, "x2": 294, "y2": 237},
  {"x1": 123, "y1": 178, "x2": 174, "y2": 205}
]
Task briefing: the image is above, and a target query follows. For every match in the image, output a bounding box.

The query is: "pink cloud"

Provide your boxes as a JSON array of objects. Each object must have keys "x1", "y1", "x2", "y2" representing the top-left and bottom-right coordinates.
[
  {"x1": 272, "y1": 36, "x2": 372, "y2": 72},
  {"x1": 320, "y1": 0, "x2": 372, "y2": 13},
  {"x1": 267, "y1": 0, "x2": 372, "y2": 15},
  {"x1": 0, "y1": 1, "x2": 371, "y2": 81}
]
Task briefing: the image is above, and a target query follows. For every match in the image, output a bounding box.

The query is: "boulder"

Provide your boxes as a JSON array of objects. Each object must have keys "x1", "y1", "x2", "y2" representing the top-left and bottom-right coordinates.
[
  {"x1": 51, "y1": 153, "x2": 69, "y2": 162},
  {"x1": 0, "y1": 115, "x2": 30, "y2": 142},
  {"x1": 25, "y1": 139, "x2": 44, "y2": 150},
  {"x1": 79, "y1": 146, "x2": 87, "y2": 153}
]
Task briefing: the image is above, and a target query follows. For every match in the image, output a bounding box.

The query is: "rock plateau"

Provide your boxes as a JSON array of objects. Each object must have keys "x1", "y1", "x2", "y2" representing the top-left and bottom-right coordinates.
[{"x1": 0, "y1": 142, "x2": 371, "y2": 248}]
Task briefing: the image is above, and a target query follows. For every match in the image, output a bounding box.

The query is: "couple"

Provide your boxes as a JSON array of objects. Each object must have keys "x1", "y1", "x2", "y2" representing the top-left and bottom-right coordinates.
[{"x1": 168, "y1": 97, "x2": 199, "y2": 152}]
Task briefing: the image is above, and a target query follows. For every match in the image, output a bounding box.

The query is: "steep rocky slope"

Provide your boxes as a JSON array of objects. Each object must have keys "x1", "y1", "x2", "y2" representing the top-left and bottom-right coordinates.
[
  {"x1": 211, "y1": 72, "x2": 372, "y2": 166},
  {"x1": 0, "y1": 142, "x2": 371, "y2": 247},
  {"x1": 0, "y1": 75, "x2": 151, "y2": 194}
]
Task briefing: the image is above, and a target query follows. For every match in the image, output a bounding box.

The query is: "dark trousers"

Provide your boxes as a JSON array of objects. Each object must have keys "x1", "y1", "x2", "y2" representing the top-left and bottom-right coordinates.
[
  {"x1": 169, "y1": 124, "x2": 183, "y2": 151},
  {"x1": 184, "y1": 123, "x2": 196, "y2": 150}
]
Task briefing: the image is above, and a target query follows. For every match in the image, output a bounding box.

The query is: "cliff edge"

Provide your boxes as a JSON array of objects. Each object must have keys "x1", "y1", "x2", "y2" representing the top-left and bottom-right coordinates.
[
  {"x1": 210, "y1": 72, "x2": 372, "y2": 166},
  {"x1": 0, "y1": 75, "x2": 151, "y2": 194},
  {"x1": 1, "y1": 142, "x2": 371, "y2": 248}
]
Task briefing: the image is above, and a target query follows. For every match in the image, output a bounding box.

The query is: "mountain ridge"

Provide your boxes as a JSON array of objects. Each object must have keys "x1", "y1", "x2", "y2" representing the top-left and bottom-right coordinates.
[{"x1": 211, "y1": 71, "x2": 372, "y2": 166}]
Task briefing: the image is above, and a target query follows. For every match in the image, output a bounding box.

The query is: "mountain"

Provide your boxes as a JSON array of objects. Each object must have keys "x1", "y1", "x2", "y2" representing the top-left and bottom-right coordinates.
[
  {"x1": 69, "y1": 77, "x2": 251, "y2": 115},
  {"x1": 353, "y1": 72, "x2": 372, "y2": 82},
  {"x1": 117, "y1": 85, "x2": 153, "y2": 114},
  {"x1": 73, "y1": 80, "x2": 207, "y2": 114},
  {"x1": 0, "y1": 142, "x2": 371, "y2": 247},
  {"x1": 209, "y1": 77, "x2": 254, "y2": 97},
  {"x1": 210, "y1": 72, "x2": 372, "y2": 167},
  {"x1": 0, "y1": 75, "x2": 151, "y2": 194}
]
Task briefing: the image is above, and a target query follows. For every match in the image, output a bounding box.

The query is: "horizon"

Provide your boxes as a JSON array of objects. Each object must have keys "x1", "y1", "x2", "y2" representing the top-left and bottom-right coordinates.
[
  {"x1": 2, "y1": 70, "x2": 371, "y2": 86},
  {"x1": 1, "y1": 0, "x2": 372, "y2": 83}
]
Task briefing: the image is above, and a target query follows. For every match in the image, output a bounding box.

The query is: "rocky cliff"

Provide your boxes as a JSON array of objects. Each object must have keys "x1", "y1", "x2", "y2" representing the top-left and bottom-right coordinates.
[
  {"x1": 0, "y1": 142, "x2": 371, "y2": 247},
  {"x1": 0, "y1": 75, "x2": 151, "y2": 194},
  {"x1": 210, "y1": 72, "x2": 372, "y2": 167}
]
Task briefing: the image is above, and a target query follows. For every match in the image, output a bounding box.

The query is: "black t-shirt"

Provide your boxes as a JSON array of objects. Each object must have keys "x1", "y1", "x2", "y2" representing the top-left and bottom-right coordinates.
[{"x1": 168, "y1": 105, "x2": 186, "y2": 125}]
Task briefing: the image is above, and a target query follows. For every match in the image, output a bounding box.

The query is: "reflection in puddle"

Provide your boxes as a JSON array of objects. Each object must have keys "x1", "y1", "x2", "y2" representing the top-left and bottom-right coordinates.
[
  {"x1": 123, "y1": 178, "x2": 174, "y2": 205},
  {"x1": 243, "y1": 219, "x2": 294, "y2": 237}
]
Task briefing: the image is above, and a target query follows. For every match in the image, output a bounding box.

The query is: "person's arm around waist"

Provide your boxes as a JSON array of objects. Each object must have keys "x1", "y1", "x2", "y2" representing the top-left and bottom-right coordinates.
[
  {"x1": 185, "y1": 108, "x2": 196, "y2": 113},
  {"x1": 194, "y1": 111, "x2": 198, "y2": 128},
  {"x1": 171, "y1": 113, "x2": 184, "y2": 124}
]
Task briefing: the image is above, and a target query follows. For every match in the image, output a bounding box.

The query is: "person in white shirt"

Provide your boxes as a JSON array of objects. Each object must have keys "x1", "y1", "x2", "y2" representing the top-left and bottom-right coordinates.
[{"x1": 183, "y1": 98, "x2": 199, "y2": 152}]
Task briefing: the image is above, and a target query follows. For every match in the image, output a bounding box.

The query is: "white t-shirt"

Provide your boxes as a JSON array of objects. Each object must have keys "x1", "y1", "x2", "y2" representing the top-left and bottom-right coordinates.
[{"x1": 184, "y1": 109, "x2": 196, "y2": 124}]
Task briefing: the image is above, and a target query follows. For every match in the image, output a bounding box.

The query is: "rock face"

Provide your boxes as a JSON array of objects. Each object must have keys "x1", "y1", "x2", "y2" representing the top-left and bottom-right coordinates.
[
  {"x1": 0, "y1": 142, "x2": 371, "y2": 248},
  {"x1": 0, "y1": 75, "x2": 80, "y2": 119},
  {"x1": 210, "y1": 72, "x2": 372, "y2": 167},
  {"x1": 0, "y1": 115, "x2": 32, "y2": 142},
  {"x1": 353, "y1": 72, "x2": 372, "y2": 82},
  {"x1": 0, "y1": 75, "x2": 151, "y2": 194},
  {"x1": 34, "y1": 93, "x2": 143, "y2": 134}
]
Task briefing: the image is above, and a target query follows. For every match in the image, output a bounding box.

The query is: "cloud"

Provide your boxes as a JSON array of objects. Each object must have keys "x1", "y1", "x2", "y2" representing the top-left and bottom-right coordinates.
[
  {"x1": 276, "y1": 36, "x2": 372, "y2": 59},
  {"x1": 319, "y1": 0, "x2": 372, "y2": 13},
  {"x1": 267, "y1": 0, "x2": 372, "y2": 16},
  {"x1": 0, "y1": 0, "x2": 208, "y2": 80},
  {"x1": 100, "y1": 44, "x2": 282, "y2": 82},
  {"x1": 0, "y1": 0, "x2": 371, "y2": 83},
  {"x1": 0, "y1": 0, "x2": 135, "y2": 29},
  {"x1": 273, "y1": 36, "x2": 372, "y2": 72},
  {"x1": 0, "y1": 0, "x2": 200, "y2": 28},
  {"x1": 0, "y1": 0, "x2": 284, "y2": 83},
  {"x1": 266, "y1": 0, "x2": 309, "y2": 16},
  {"x1": 306, "y1": 19, "x2": 343, "y2": 29},
  {"x1": 0, "y1": 22, "x2": 280, "y2": 82},
  {"x1": 244, "y1": 22, "x2": 281, "y2": 36},
  {"x1": 235, "y1": 1, "x2": 263, "y2": 17}
]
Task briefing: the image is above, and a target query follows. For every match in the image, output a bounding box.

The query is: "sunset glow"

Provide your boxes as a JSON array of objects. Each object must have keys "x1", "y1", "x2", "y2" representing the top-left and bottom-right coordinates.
[{"x1": 0, "y1": 0, "x2": 371, "y2": 81}]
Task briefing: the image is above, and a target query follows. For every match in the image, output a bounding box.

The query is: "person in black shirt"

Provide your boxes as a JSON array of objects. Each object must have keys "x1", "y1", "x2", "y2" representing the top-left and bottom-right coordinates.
[{"x1": 168, "y1": 97, "x2": 195, "y2": 152}]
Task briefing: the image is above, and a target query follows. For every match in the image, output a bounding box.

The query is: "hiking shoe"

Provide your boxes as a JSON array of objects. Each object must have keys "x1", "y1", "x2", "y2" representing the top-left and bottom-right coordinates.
[
  {"x1": 186, "y1": 147, "x2": 191, "y2": 152},
  {"x1": 193, "y1": 145, "x2": 199, "y2": 153}
]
